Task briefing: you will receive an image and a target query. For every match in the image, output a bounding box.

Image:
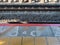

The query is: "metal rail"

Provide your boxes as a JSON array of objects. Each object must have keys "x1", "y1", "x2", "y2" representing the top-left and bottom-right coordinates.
[
  {"x1": 0, "y1": 8, "x2": 60, "y2": 11},
  {"x1": 0, "y1": 4, "x2": 60, "y2": 11}
]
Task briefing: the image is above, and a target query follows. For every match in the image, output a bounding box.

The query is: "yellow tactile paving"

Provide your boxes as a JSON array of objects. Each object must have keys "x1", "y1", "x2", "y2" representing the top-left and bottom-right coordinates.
[
  {"x1": 8, "y1": 37, "x2": 22, "y2": 45},
  {"x1": 22, "y1": 37, "x2": 34, "y2": 45},
  {"x1": 47, "y1": 37, "x2": 60, "y2": 45},
  {"x1": 0, "y1": 37, "x2": 60, "y2": 45},
  {"x1": 0, "y1": 37, "x2": 22, "y2": 45},
  {"x1": 0, "y1": 38, "x2": 9, "y2": 45},
  {"x1": 35, "y1": 37, "x2": 47, "y2": 45}
]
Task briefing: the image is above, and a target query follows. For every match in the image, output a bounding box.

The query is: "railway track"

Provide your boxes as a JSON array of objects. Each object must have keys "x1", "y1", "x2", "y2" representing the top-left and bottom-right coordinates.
[
  {"x1": 0, "y1": 4, "x2": 60, "y2": 11},
  {"x1": 0, "y1": 4, "x2": 60, "y2": 24},
  {"x1": 0, "y1": 11, "x2": 60, "y2": 24},
  {"x1": 0, "y1": 8, "x2": 60, "y2": 11}
]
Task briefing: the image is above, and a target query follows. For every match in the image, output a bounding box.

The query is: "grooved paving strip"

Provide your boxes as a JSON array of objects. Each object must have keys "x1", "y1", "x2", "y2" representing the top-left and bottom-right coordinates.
[
  {"x1": 0, "y1": 37, "x2": 60, "y2": 45},
  {"x1": 8, "y1": 37, "x2": 22, "y2": 45},
  {"x1": 47, "y1": 37, "x2": 60, "y2": 45},
  {"x1": 0, "y1": 38, "x2": 9, "y2": 45},
  {"x1": 35, "y1": 37, "x2": 47, "y2": 45},
  {"x1": 22, "y1": 37, "x2": 34, "y2": 45},
  {"x1": 0, "y1": 37, "x2": 22, "y2": 45}
]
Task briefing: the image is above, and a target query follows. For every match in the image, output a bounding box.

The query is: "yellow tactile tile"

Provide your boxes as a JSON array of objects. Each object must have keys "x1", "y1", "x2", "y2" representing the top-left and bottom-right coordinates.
[
  {"x1": 8, "y1": 37, "x2": 22, "y2": 45},
  {"x1": 0, "y1": 38, "x2": 9, "y2": 45},
  {"x1": 47, "y1": 37, "x2": 60, "y2": 45},
  {"x1": 0, "y1": 37, "x2": 60, "y2": 45},
  {"x1": 0, "y1": 37, "x2": 22, "y2": 45},
  {"x1": 35, "y1": 37, "x2": 47, "y2": 45},
  {"x1": 22, "y1": 37, "x2": 34, "y2": 45}
]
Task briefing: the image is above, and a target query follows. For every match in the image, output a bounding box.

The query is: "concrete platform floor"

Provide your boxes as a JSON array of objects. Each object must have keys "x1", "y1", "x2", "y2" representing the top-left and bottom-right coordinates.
[{"x1": 0, "y1": 26, "x2": 60, "y2": 37}]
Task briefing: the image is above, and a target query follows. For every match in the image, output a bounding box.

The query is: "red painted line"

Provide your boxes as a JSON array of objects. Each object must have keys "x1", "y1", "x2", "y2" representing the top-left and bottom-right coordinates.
[{"x1": 0, "y1": 24, "x2": 60, "y2": 26}]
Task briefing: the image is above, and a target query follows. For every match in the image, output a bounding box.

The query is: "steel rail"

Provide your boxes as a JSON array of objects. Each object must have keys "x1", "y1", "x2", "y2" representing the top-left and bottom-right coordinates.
[{"x1": 0, "y1": 8, "x2": 60, "y2": 11}]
